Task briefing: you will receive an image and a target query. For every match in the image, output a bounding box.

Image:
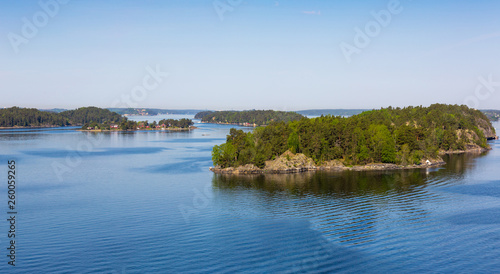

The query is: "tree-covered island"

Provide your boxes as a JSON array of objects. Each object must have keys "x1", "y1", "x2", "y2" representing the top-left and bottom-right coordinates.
[
  {"x1": 0, "y1": 106, "x2": 195, "y2": 131},
  {"x1": 210, "y1": 104, "x2": 498, "y2": 174},
  {"x1": 195, "y1": 110, "x2": 304, "y2": 126},
  {"x1": 81, "y1": 118, "x2": 195, "y2": 131},
  {"x1": 0, "y1": 106, "x2": 123, "y2": 128}
]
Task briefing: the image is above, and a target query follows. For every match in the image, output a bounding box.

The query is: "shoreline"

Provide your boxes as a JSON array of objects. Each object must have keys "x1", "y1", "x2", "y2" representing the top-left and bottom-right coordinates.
[
  {"x1": 209, "y1": 161, "x2": 447, "y2": 175},
  {"x1": 200, "y1": 121, "x2": 262, "y2": 127},
  {"x1": 77, "y1": 126, "x2": 197, "y2": 132},
  {"x1": 0, "y1": 125, "x2": 73, "y2": 129},
  {"x1": 210, "y1": 147, "x2": 492, "y2": 175}
]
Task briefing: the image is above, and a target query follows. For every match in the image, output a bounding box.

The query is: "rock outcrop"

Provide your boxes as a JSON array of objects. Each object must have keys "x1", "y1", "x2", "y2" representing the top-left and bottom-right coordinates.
[
  {"x1": 475, "y1": 116, "x2": 497, "y2": 140},
  {"x1": 210, "y1": 151, "x2": 447, "y2": 175}
]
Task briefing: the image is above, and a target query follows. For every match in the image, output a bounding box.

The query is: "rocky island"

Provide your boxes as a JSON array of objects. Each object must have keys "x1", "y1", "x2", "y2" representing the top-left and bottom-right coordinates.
[
  {"x1": 209, "y1": 150, "x2": 447, "y2": 174},
  {"x1": 210, "y1": 104, "x2": 497, "y2": 174}
]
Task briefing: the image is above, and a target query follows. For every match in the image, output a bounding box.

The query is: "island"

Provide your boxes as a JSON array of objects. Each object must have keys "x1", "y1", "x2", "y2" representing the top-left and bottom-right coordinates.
[
  {"x1": 210, "y1": 104, "x2": 498, "y2": 174},
  {"x1": 108, "y1": 108, "x2": 207, "y2": 116},
  {"x1": 81, "y1": 118, "x2": 195, "y2": 131},
  {"x1": 0, "y1": 106, "x2": 196, "y2": 132},
  {"x1": 195, "y1": 110, "x2": 304, "y2": 127},
  {"x1": 481, "y1": 109, "x2": 500, "y2": 121},
  {"x1": 0, "y1": 106, "x2": 123, "y2": 128}
]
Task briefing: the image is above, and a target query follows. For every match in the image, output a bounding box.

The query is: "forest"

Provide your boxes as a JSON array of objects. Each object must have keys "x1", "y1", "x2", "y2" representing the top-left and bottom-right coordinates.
[
  {"x1": 196, "y1": 110, "x2": 304, "y2": 126},
  {"x1": 194, "y1": 111, "x2": 214, "y2": 119},
  {"x1": 212, "y1": 104, "x2": 496, "y2": 169},
  {"x1": 0, "y1": 106, "x2": 123, "y2": 127},
  {"x1": 60, "y1": 107, "x2": 124, "y2": 124}
]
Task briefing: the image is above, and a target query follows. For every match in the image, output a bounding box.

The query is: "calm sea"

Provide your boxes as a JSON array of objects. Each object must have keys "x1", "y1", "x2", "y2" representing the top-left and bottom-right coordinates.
[{"x1": 0, "y1": 115, "x2": 499, "y2": 273}]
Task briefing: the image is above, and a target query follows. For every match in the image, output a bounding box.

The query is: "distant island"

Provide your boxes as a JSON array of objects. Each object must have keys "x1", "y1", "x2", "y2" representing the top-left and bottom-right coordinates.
[
  {"x1": 210, "y1": 104, "x2": 498, "y2": 174},
  {"x1": 108, "y1": 108, "x2": 208, "y2": 116},
  {"x1": 41, "y1": 108, "x2": 210, "y2": 116},
  {"x1": 81, "y1": 118, "x2": 195, "y2": 131},
  {"x1": 295, "y1": 109, "x2": 369, "y2": 117},
  {"x1": 195, "y1": 110, "x2": 304, "y2": 126},
  {"x1": 0, "y1": 107, "x2": 195, "y2": 131},
  {"x1": 0, "y1": 106, "x2": 123, "y2": 128},
  {"x1": 481, "y1": 109, "x2": 500, "y2": 121}
]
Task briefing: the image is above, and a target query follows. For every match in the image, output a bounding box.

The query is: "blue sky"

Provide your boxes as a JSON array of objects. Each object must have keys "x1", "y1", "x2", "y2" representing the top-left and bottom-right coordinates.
[{"x1": 1, "y1": 0, "x2": 499, "y2": 110}]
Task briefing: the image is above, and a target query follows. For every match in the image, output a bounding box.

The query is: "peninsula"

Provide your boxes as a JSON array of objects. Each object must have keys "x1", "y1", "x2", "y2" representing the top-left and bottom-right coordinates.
[
  {"x1": 195, "y1": 110, "x2": 304, "y2": 127},
  {"x1": 210, "y1": 104, "x2": 498, "y2": 174},
  {"x1": 0, "y1": 106, "x2": 196, "y2": 132},
  {"x1": 0, "y1": 106, "x2": 123, "y2": 128}
]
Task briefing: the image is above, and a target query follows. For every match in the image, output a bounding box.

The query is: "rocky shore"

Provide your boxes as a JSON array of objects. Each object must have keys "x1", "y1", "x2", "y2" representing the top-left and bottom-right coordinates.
[{"x1": 209, "y1": 150, "x2": 449, "y2": 175}]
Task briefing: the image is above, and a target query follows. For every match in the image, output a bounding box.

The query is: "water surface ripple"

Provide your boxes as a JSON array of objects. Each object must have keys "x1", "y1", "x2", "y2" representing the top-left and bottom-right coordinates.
[{"x1": 0, "y1": 120, "x2": 499, "y2": 273}]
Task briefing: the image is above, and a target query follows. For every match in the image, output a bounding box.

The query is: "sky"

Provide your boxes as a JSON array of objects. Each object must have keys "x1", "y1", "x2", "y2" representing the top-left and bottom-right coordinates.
[{"x1": 0, "y1": 0, "x2": 499, "y2": 110}]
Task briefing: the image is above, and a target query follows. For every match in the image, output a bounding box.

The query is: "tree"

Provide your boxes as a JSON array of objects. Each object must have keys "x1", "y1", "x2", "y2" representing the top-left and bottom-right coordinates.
[{"x1": 210, "y1": 104, "x2": 495, "y2": 168}]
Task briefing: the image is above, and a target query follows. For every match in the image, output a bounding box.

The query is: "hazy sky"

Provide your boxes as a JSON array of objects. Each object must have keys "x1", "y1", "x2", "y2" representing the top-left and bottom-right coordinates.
[{"x1": 1, "y1": 0, "x2": 499, "y2": 110}]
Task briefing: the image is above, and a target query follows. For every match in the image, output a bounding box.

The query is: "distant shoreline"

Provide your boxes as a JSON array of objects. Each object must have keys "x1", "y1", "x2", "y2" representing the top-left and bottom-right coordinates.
[
  {"x1": 78, "y1": 126, "x2": 198, "y2": 132},
  {"x1": 0, "y1": 125, "x2": 72, "y2": 130},
  {"x1": 0, "y1": 125, "x2": 198, "y2": 131},
  {"x1": 200, "y1": 121, "x2": 262, "y2": 127}
]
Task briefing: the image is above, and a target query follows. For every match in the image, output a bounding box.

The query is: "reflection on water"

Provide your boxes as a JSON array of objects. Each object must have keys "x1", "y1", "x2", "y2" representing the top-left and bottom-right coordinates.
[
  {"x1": 212, "y1": 151, "x2": 489, "y2": 196},
  {"x1": 0, "y1": 120, "x2": 498, "y2": 273},
  {"x1": 214, "y1": 170, "x2": 429, "y2": 196},
  {"x1": 210, "y1": 150, "x2": 500, "y2": 272}
]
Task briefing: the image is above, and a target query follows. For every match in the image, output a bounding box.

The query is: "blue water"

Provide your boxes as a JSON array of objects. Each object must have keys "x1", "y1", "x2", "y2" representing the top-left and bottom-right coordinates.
[{"x1": 0, "y1": 117, "x2": 499, "y2": 273}]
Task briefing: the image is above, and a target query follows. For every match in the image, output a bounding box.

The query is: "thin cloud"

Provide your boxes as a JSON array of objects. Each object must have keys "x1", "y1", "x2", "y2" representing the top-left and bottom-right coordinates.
[
  {"x1": 422, "y1": 31, "x2": 500, "y2": 57},
  {"x1": 302, "y1": 10, "x2": 321, "y2": 15}
]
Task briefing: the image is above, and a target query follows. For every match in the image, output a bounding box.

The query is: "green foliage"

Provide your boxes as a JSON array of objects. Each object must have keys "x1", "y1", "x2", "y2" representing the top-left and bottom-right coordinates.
[
  {"x1": 158, "y1": 118, "x2": 194, "y2": 128},
  {"x1": 287, "y1": 132, "x2": 299, "y2": 153},
  {"x1": 194, "y1": 111, "x2": 214, "y2": 119},
  {"x1": 83, "y1": 117, "x2": 193, "y2": 131},
  {"x1": 212, "y1": 143, "x2": 236, "y2": 168},
  {"x1": 1, "y1": 106, "x2": 196, "y2": 132},
  {"x1": 0, "y1": 107, "x2": 69, "y2": 127},
  {"x1": 0, "y1": 106, "x2": 124, "y2": 128},
  {"x1": 197, "y1": 110, "x2": 304, "y2": 126},
  {"x1": 60, "y1": 107, "x2": 123, "y2": 125},
  {"x1": 368, "y1": 124, "x2": 396, "y2": 163},
  {"x1": 212, "y1": 104, "x2": 495, "y2": 168}
]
